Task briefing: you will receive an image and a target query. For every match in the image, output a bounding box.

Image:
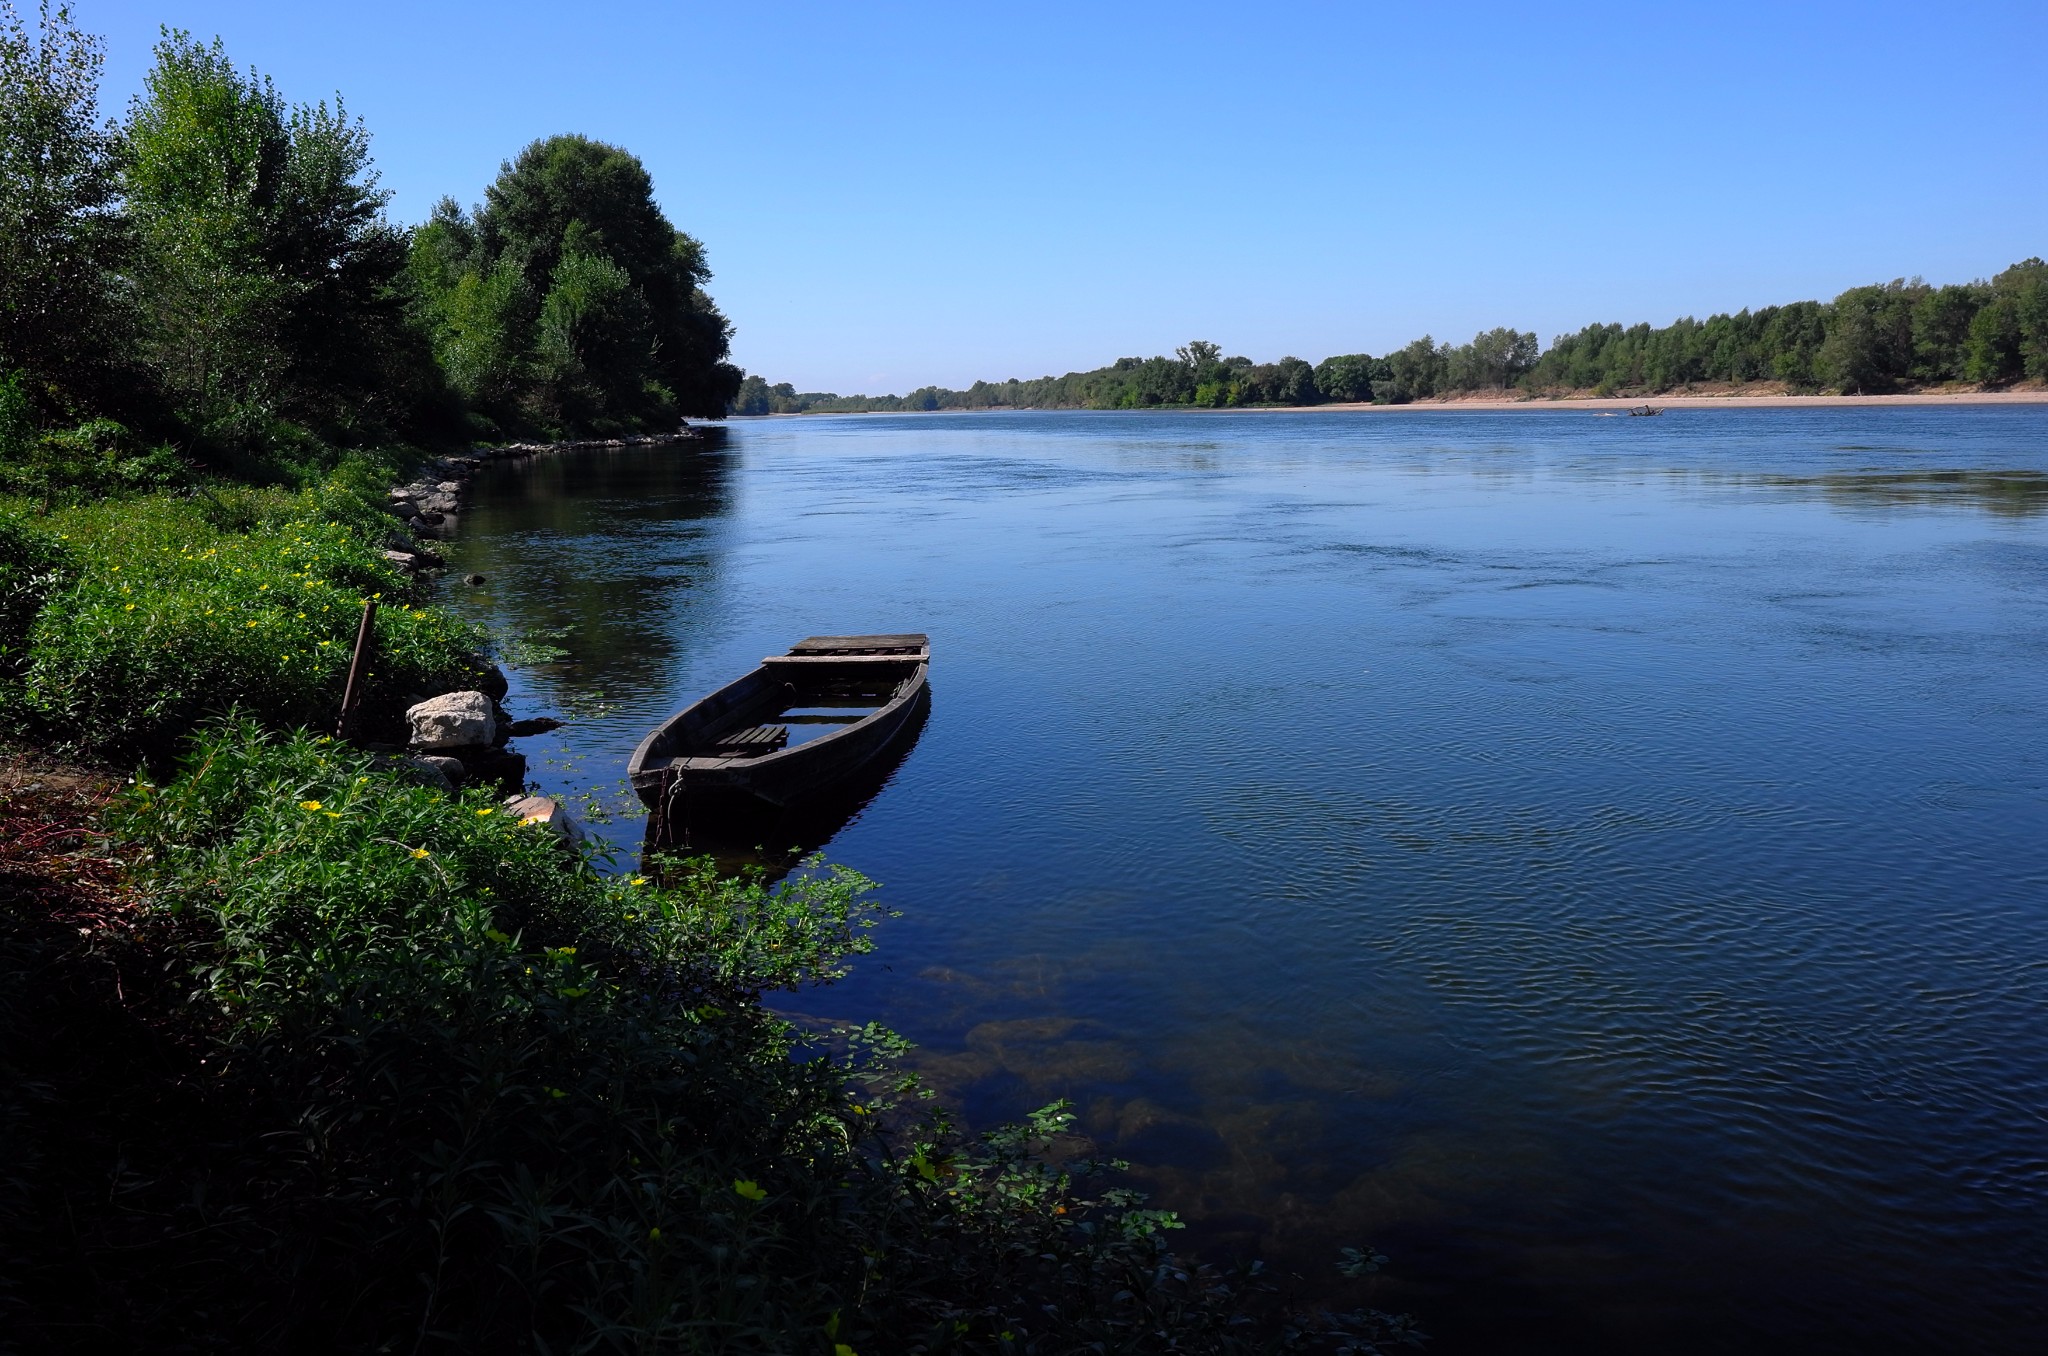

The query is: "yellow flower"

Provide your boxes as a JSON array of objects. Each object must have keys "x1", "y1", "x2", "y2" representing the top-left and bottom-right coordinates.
[
  {"x1": 475, "y1": 807, "x2": 493, "y2": 816},
  {"x1": 323, "y1": 811, "x2": 340, "y2": 819},
  {"x1": 299, "y1": 800, "x2": 322, "y2": 811},
  {"x1": 410, "y1": 847, "x2": 430, "y2": 859},
  {"x1": 733, "y1": 1180, "x2": 766, "y2": 1202},
  {"x1": 123, "y1": 603, "x2": 135, "y2": 611},
  {"x1": 629, "y1": 876, "x2": 648, "y2": 886}
]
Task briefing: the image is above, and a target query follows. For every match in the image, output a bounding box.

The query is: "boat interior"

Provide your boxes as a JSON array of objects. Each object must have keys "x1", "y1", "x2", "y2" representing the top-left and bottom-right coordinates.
[{"x1": 663, "y1": 635, "x2": 927, "y2": 764}]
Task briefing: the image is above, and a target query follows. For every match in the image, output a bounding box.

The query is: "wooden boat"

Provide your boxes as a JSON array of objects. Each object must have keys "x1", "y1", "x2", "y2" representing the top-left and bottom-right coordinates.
[{"x1": 628, "y1": 634, "x2": 929, "y2": 809}]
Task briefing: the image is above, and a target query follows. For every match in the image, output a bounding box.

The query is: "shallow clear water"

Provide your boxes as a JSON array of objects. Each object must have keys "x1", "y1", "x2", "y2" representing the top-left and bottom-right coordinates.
[{"x1": 441, "y1": 408, "x2": 2048, "y2": 1355}]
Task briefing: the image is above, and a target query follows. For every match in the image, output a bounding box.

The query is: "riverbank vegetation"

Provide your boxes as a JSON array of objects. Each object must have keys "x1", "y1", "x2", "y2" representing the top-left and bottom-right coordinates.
[
  {"x1": 2, "y1": 7, "x2": 1417, "y2": 1349},
  {"x1": 736, "y1": 257, "x2": 2048, "y2": 413}
]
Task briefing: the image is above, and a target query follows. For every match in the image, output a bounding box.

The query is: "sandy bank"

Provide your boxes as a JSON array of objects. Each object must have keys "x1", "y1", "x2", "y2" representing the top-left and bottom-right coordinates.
[{"x1": 1295, "y1": 390, "x2": 2048, "y2": 413}]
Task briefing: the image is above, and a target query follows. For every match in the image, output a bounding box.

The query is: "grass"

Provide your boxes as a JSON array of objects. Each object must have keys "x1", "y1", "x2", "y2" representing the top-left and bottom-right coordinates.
[{"x1": 1, "y1": 480, "x2": 484, "y2": 756}]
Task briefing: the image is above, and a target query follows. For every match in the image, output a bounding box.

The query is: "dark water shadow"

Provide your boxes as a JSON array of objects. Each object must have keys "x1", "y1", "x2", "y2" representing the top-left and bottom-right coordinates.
[{"x1": 640, "y1": 692, "x2": 931, "y2": 881}]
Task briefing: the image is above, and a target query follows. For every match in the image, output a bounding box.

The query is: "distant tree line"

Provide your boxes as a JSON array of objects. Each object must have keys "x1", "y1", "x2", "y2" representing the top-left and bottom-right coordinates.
[
  {"x1": 1, "y1": 5, "x2": 739, "y2": 486},
  {"x1": 738, "y1": 261, "x2": 2048, "y2": 414}
]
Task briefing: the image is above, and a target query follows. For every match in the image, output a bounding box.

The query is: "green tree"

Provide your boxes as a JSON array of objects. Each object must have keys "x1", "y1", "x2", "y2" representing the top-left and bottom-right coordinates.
[
  {"x1": 122, "y1": 32, "x2": 293, "y2": 441},
  {"x1": 0, "y1": 1, "x2": 124, "y2": 417},
  {"x1": 1819, "y1": 280, "x2": 1921, "y2": 393},
  {"x1": 1965, "y1": 296, "x2": 2023, "y2": 384},
  {"x1": 122, "y1": 29, "x2": 435, "y2": 452},
  {"x1": 729, "y1": 372, "x2": 771, "y2": 415},
  {"x1": 1380, "y1": 336, "x2": 1446, "y2": 403},
  {"x1": 1992, "y1": 257, "x2": 2048, "y2": 379},
  {"x1": 469, "y1": 134, "x2": 740, "y2": 426},
  {"x1": 1910, "y1": 283, "x2": 1984, "y2": 382},
  {"x1": 1272, "y1": 355, "x2": 1319, "y2": 404},
  {"x1": 533, "y1": 248, "x2": 657, "y2": 429},
  {"x1": 1446, "y1": 326, "x2": 1538, "y2": 390},
  {"x1": 1313, "y1": 353, "x2": 1374, "y2": 402}
]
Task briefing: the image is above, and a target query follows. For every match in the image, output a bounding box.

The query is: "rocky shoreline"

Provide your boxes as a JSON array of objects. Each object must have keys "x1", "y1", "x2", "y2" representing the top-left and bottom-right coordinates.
[
  {"x1": 380, "y1": 429, "x2": 706, "y2": 573},
  {"x1": 372, "y1": 428, "x2": 708, "y2": 833}
]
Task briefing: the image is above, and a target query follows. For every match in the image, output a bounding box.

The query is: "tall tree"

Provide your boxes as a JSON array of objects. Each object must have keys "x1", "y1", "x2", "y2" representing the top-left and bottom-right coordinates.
[
  {"x1": 449, "y1": 134, "x2": 740, "y2": 428},
  {"x1": 0, "y1": 1, "x2": 123, "y2": 416},
  {"x1": 1313, "y1": 353, "x2": 1374, "y2": 402},
  {"x1": 122, "y1": 30, "x2": 435, "y2": 449}
]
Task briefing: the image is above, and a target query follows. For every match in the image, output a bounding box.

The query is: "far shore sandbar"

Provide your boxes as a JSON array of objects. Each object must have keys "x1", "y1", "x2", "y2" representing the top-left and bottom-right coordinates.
[{"x1": 1284, "y1": 389, "x2": 2048, "y2": 413}]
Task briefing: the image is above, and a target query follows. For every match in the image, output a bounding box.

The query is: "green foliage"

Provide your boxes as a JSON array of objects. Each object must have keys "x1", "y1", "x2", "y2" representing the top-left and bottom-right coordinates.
[
  {"x1": 1379, "y1": 336, "x2": 1447, "y2": 404},
  {"x1": 4, "y1": 485, "x2": 479, "y2": 753},
  {"x1": 1446, "y1": 326, "x2": 1538, "y2": 390},
  {"x1": 1313, "y1": 353, "x2": 1376, "y2": 403},
  {"x1": 534, "y1": 248, "x2": 661, "y2": 429},
  {"x1": 0, "y1": 2, "x2": 126, "y2": 417},
  {"x1": 0, "y1": 505, "x2": 67, "y2": 681},
  {"x1": 410, "y1": 134, "x2": 742, "y2": 434},
  {"x1": 0, "y1": 409, "x2": 189, "y2": 506},
  {"x1": 120, "y1": 28, "x2": 445, "y2": 459}
]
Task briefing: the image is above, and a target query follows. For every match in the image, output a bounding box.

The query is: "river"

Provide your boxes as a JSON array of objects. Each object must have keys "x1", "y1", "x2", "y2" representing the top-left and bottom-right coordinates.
[{"x1": 439, "y1": 407, "x2": 2048, "y2": 1355}]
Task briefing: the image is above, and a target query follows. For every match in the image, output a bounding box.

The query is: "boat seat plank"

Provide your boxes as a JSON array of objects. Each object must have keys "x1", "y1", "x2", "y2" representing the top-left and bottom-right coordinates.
[
  {"x1": 762, "y1": 653, "x2": 925, "y2": 666},
  {"x1": 709, "y1": 724, "x2": 788, "y2": 752}
]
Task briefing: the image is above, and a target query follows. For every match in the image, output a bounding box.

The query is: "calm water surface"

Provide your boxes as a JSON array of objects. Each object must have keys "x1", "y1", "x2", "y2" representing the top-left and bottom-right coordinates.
[{"x1": 442, "y1": 409, "x2": 2048, "y2": 1355}]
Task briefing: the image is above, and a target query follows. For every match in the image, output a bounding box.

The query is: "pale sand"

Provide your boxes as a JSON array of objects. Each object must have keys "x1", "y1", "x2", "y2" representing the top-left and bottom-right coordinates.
[{"x1": 1287, "y1": 390, "x2": 2048, "y2": 413}]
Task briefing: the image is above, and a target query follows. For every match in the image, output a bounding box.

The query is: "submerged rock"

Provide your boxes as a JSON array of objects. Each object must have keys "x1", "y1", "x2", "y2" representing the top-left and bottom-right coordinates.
[
  {"x1": 445, "y1": 742, "x2": 526, "y2": 791},
  {"x1": 413, "y1": 754, "x2": 466, "y2": 789}
]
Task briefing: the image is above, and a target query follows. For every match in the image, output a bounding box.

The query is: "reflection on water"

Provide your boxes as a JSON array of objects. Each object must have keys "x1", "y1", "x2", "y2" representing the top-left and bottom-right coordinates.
[
  {"x1": 441, "y1": 407, "x2": 2048, "y2": 1355},
  {"x1": 1762, "y1": 467, "x2": 2048, "y2": 516}
]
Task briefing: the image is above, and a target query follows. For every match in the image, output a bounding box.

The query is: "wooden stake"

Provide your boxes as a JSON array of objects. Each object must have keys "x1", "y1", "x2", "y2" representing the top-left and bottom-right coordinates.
[{"x1": 335, "y1": 597, "x2": 379, "y2": 740}]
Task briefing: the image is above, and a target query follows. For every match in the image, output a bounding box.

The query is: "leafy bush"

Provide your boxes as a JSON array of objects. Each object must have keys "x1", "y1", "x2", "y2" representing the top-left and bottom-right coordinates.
[
  {"x1": 10, "y1": 485, "x2": 481, "y2": 753},
  {"x1": 47, "y1": 723, "x2": 1419, "y2": 1353},
  {"x1": 0, "y1": 410, "x2": 191, "y2": 507},
  {"x1": 0, "y1": 508, "x2": 68, "y2": 680}
]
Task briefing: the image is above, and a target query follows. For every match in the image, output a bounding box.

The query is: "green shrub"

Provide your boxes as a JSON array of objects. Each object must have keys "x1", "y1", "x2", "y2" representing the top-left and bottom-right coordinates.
[
  {"x1": 16, "y1": 486, "x2": 480, "y2": 753},
  {"x1": 0, "y1": 509, "x2": 69, "y2": 679}
]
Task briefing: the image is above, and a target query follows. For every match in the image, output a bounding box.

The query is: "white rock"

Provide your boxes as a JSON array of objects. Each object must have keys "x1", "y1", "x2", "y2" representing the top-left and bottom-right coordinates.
[
  {"x1": 504, "y1": 794, "x2": 586, "y2": 847},
  {"x1": 406, "y1": 691, "x2": 496, "y2": 750}
]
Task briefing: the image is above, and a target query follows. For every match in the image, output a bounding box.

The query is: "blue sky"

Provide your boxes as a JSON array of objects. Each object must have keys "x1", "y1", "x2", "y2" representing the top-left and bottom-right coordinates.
[{"x1": 73, "y1": 0, "x2": 2048, "y2": 393}]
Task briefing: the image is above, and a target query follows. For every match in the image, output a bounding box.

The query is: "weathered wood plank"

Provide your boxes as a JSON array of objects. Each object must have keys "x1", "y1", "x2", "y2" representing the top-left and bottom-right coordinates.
[
  {"x1": 790, "y1": 634, "x2": 928, "y2": 654},
  {"x1": 762, "y1": 653, "x2": 925, "y2": 666}
]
